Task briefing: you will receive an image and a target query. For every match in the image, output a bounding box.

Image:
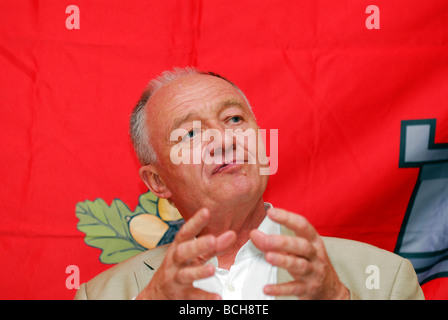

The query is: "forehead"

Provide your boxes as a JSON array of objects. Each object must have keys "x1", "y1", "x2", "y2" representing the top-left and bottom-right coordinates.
[
  {"x1": 146, "y1": 74, "x2": 249, "y2": 129},
  {"x1": 150, "y1": 74, "x2": 244, "y2": 113}
]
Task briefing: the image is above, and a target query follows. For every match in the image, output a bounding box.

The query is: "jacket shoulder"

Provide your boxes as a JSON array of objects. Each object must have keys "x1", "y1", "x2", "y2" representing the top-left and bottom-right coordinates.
[{"x1": 323, "y1": 237, "x2": 424, "y2": 300}]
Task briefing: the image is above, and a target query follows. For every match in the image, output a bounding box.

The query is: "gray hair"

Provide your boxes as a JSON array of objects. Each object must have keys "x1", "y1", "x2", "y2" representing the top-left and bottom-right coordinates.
[{"x1": 129, "y1": 67, "x2": 252, "y2": 165}]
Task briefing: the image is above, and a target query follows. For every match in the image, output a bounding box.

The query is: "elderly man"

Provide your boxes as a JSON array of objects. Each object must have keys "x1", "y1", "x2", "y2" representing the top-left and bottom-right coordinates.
[{"x1": 74, "y1": 67, "x2": 424, "y2": 300}]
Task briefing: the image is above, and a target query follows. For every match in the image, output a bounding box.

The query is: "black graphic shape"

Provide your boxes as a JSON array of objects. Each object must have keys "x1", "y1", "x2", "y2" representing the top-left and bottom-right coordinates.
[{"x1": 395, "y1": 119, "x2": 448, "y2": 285}]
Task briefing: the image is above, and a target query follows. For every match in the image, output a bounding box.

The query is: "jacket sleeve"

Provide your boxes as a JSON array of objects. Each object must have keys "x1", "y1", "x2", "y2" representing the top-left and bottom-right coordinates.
[
  {"x1": 74, "y1": 283, "x2": 88, "y2": 300},
  {"x1": 389, "y1": 258, "x2": 425, "y2": 300}
]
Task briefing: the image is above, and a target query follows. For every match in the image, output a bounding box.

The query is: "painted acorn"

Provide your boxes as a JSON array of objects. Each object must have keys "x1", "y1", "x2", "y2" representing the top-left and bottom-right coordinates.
[
  {"x1": 129, "y1": 213, "x2": 168, "y2": 249},
  {"x1": 129, "y1": 198, "x2": 183, "y2": 249},
  {"x1": 157, "y1": 198, "x2": 182, "y2": 221}
]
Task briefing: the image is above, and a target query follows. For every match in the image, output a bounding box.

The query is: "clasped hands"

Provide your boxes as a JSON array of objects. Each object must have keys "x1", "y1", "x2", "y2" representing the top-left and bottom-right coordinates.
[{"x1": 136, "y1": 207, "x2": 349, "y2": 300}]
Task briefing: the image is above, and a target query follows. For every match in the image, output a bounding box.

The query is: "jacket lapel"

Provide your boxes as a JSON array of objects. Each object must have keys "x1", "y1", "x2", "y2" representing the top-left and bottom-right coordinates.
[{"x1": 134, "y1": 246, "x2": 168, "y2": 292}]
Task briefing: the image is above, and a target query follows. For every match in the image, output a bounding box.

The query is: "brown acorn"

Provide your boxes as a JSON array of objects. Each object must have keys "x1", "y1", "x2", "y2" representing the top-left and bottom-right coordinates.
[{"x1": 129, "y1": 214, "x2": 169, "y2": 249}]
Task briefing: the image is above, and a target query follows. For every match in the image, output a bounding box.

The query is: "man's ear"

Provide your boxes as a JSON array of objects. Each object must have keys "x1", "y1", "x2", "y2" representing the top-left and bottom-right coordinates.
[{"x1": 139, "y1": 164, "x2": 173, "y2": 199}]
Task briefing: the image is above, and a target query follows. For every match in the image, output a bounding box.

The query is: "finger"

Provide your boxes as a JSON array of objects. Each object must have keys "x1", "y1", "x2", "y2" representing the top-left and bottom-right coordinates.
[
  {"x1": 264, "y1": 281, "x2": 305, "y2": 297},
  {"x1": 265, "y1": 252, "x2": 312, "y2": 277},
  {"x1": 174, "y1": 208, "x2": 210, "y2": 243},
  {"x1": 250, "y1": 230, "x2": 316, "y2": 260},
  {"x1": 216, "y1": 230, "x2": 237, "y2": 255},
  {"x1": 174, "y1": 234, "x2": 217, "y2": 265},
  {"x1": 267, "y1": 234, "x2": 316, "y2": 259},
  {"x1": 249, "y1": 229, "x2": 268, "y2": 251},
  {"x1": 199, "y1": 230, "x2": 237, "y2": 261},
  {"x1": 174, "y1": 264, "x2": 215, "y2": 285},
  {"x1": 267, "y1": 208, "x2": 318, "y2": 241}
]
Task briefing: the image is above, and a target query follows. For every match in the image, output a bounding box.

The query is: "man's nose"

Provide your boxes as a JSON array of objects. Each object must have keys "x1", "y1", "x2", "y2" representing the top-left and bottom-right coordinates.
[{"x1": 204, "y1": 127, "x2": 235, "y2": 160}]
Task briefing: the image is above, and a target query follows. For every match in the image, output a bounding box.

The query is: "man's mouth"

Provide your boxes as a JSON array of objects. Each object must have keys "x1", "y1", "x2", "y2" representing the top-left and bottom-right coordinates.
[{"x1": 212, "y1": 161, "x2": 243, "y2": 175}]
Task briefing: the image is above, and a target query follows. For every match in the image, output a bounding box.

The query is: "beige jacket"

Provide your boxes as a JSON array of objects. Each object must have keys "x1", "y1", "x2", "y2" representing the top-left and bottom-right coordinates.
[{"x1": 74, "y1": 226, "x2": 424, "y2": 300}]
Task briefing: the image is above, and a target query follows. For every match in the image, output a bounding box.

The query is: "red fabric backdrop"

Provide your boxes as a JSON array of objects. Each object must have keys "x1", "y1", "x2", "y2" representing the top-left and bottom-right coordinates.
[{"x1": 1, "y1": 0, "x2": 447, "y2": 299}]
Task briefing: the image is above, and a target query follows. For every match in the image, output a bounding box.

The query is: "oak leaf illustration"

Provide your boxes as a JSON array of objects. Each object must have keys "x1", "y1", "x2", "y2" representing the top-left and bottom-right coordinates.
[{"x1": 76, "y1": 191, "x2": 184, "y2": 264}]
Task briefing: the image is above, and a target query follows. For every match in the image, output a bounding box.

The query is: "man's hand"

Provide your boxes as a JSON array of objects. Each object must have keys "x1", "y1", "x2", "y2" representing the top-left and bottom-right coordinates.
[
  {"x1": 250, "y1": 208, "x2": 350, "y2": 300},
  {"x1": 136, "y1": 208, "x2": 236, "y2": 300}
]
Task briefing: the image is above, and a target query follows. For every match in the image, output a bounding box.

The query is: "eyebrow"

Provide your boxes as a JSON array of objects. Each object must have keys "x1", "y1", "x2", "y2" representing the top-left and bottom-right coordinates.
[
  {"x1": 220, "y1": 99, "x2": 244, "y2": 112},
  {"x1": 170, "y1": 111, "x2": 200, "y2": 133},
  {"x1": 170, "y1": 99, "x2": 244, "y2": 132}
]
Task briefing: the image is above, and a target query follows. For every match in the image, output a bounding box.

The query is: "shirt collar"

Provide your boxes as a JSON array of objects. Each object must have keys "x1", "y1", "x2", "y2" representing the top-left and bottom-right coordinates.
[{"x1": 210, "y1": 202, "x2": 279, "y2": 267}]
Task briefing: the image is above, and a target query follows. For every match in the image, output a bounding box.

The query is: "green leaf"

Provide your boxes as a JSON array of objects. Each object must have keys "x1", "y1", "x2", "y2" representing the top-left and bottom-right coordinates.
[
  {"x1": 137, "y1": 191, "x2": 159, "y2": 216},
  {"x1": 76, "y1": 196, "x2": 146, "y2": 264},
  {"x1": 86, "y1": 237, "x2": 146, "y2": 264},
  {"x1": 75, "y1": 191, "x2": 181, "y2": 264}
]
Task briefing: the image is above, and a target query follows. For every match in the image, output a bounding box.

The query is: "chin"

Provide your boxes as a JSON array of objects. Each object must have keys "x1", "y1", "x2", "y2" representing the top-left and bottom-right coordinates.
[{"x1": 221, "y1": 175, "x2": 266, "y2": 202}]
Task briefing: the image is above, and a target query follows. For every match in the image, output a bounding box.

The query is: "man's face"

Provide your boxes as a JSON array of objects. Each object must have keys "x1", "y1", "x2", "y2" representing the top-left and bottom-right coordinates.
[{"x1": 143, "y1": 74, "x2": 269, "y2": 219}]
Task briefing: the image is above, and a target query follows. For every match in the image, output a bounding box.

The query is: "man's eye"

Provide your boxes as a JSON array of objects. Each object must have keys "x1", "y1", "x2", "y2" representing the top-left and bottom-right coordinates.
[
  {"x1": 185, "y1": 129, "x2": 197, "y2": 139},
  {"x1": 229, "y1": 116, "x2": 242, "y2": 123}
]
